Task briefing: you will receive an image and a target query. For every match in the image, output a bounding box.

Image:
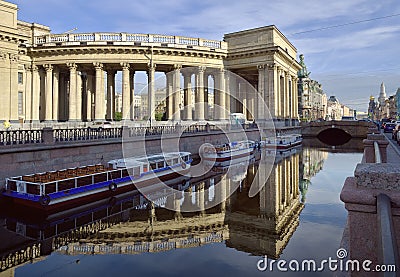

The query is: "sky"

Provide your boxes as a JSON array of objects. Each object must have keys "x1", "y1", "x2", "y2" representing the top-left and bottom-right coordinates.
[{"x1": 10, "y1": 0, "x2": 400, "y2": 112}]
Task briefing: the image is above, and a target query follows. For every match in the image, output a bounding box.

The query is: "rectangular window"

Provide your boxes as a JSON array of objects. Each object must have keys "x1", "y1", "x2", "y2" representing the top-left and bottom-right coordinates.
[
  {"x1": 18, "y1": 72, "x2": 23, "y2": 85},
  {"x1": 18, "y1": 91, "x2": 23, "y2": 116}
]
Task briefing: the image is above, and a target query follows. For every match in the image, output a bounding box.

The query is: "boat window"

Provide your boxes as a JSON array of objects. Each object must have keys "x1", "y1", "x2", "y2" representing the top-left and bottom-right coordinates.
[
  {"x1": 166, "y1": 159, "x2": 173, "y2": 167},
  {"x1": 173, "y1": 158, "x2": 179, "y2": 165},
  {"x1": 133, "y1": 166, "x2": 140, "y2": 177},
  {"x1": 142, "y1": 165, "x2": 148, "y2": 173},
  {"x1": 157, "y1": 161, "x2": 165, "y2": 169},
  {"x1": 150, "y1": 162, "x2": 157, "y2": 170}
]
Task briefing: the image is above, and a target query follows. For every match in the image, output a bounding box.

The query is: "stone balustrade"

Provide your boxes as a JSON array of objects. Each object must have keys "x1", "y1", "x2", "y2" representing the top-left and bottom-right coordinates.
[{"x1": 34, "y1": 33, "x2": 227, "y2": 50}]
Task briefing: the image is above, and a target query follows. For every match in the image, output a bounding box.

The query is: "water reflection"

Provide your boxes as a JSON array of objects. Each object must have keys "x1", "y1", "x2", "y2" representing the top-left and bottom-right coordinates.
[{"x1": 0, "y1": 140, "x2": 363, "y2": 275}]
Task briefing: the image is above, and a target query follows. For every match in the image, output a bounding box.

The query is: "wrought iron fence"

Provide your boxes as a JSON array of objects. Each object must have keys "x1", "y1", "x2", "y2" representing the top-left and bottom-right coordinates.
[
  {"x1": 0, "y1": 130, "x2": 43, "y2": 146},
  {"x1": 0, "y1": 123, "x2": 258, "y2": 146}
]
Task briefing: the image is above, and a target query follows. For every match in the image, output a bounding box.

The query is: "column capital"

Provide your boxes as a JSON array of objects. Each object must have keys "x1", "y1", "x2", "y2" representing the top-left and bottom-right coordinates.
[
  {"x1": 93, "y1": 62, "x2": 103, "y2": 70},
  {"x1": 120, "y1": 62, "x2": 130, "y2": 70},
  {"x1": 67, "y1": 63, "x2": 78, "y2": 70},
  {"x1": 267, "y1": 63, "x2": 277, "y2": 70},
  {"x1": 9, "y1": 54, "x2": 18, "y2": 63},
  {"x1": 0, "y1": 51, "x2": 8, "y2": 61},
  {"x1": 197, "y1": 66, "x2": 206, "y2": 74},
  {"x1": 43, "y1": 64, "x2": 53, "y2": 72},
  {"x1": 29, "y1": 64, "x2": 39, "y2": 72},
  {"x1": 257, "y1": 64, "x2": 266, "y2": 71},
  {"x1": 148, "y1": 62, "x2": 156, "y2": 71},
  {"x1": 173, "y1": 64, "x2": 182, "y2": 71}
]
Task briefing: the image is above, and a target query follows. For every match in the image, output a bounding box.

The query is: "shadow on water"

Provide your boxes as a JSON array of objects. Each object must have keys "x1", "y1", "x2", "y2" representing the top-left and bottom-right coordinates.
[{"x1": 316, "y1": 128, "x2": 352, "y2": 146}]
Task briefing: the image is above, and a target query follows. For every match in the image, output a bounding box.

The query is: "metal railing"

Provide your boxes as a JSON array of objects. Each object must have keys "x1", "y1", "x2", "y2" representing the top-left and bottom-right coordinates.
[
  {"x1": 0, "y1": 129, "x2": 43, "y2": 146},
  {"x1": 377, "y1": 194, "x2": 399, "y2": 274},
  {"x1": 0, "y1": 123, "x2": 258, "y2": 147},
  {"x1": 374, "y1": 141, "x2": 382, "y2": 163},
  {"x1": 54, "y1": 127, "x2": 122, "y2": 142}
]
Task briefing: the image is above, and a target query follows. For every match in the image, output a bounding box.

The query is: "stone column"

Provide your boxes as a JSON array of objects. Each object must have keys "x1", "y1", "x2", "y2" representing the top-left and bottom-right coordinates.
[
  {"x1": 76, "y1": 72, "x2": 83, "y2": 122},
  {"x1": 106, "y1": 69, "x2": 116, "y2": 121},
  {"x1": 257, "y1": 64, "x2": 266, "y2": 121},
  {"x1": 94, "y1": 62, "x2": 105, "y2": 122},
  {"x1": 130, "y1": 70, "x2": 135, "y2": 121},
  {"x1": 183, "y1": 71, "x2": 192, "y2": 121},
  {"x1": 194, "y1": 66, "x2": 205, "y2": 121},
  {"x1": 24, "y1": 65, "x2": 32, "y2": 123},
  {"x1": 269, "y1": 64, "x2": 277, "y2": 119},
  {"x1": 121, "y1": 63, "x2": 131, "y2": 121},
  {"x1": 31, "y1": 65, "x2": 40, "y2": 123},
  {"x1": 294, "y1": 76, "x2": 298, "y2": 122},
  {"x1": 166, "y1": 72, "x2": 173, "y2": 121},
  {"x1": 43, "y1": 64, "x2": 53, "y2": 121},
  {"x1": 9, "y1": 55, "x2": 19, "y2": 122},
  {"x1": 172, "y1": 64, "x2": 181, "y2": 121},
  {"x1": 52, "y1": 68, "x2": 59, "y2": 121},
  {"x1": 67, "y1": 63, "x2": 78, "y2": 121},
  {"x1": 214, "y1": 68, "x2": 226, "y2": 121},
  {"x1": 147, "y1": 63, "x2": 156, "y2": 121},
  {"x1": 86, "y1": 74, "x2": 94, "y2": 121},
  {"x1": 225, "y1": 73, "x2": 231, "y2": 119},
  {"x1": 204, "y1": 73, "x2": 209, "y2": 120}
]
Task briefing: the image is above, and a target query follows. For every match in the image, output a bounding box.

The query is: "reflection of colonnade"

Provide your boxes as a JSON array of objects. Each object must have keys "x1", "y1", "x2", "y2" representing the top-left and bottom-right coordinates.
[
  {"x1": 225, "y1": 152, "x2": 303, "y2": 258},
  {"x1": 0, "y1": 150, "x2": 304, "y2": 267}
]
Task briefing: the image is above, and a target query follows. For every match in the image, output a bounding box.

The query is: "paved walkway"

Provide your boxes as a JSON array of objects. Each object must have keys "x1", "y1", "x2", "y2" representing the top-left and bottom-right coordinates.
[{"x1": 383, "y1": 132, "x2": 400, "y2": 163}]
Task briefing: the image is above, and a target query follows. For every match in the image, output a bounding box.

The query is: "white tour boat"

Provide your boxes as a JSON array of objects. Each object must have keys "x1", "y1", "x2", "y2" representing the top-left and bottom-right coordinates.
[
  {"x1": 261, "y1": 134, "x2": 302, "y2": 150},
  {"x1": 202, "y1": 140, "x2": 256, "y2": 167},
  {"x1": 2, "y1": 152, "x2": 192, "y2": 213}
]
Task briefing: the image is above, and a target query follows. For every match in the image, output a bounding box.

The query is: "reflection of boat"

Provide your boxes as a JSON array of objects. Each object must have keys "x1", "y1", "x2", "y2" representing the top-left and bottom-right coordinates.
[
  {"x1": 262, "y1": 134, "x2": 302, "y2": 149},
  {"x1": 202, "y1": 140, "x2": 256, "y2": 167},
  {"x1": 2, "y1": 152, "x2": 192, "y2": 213},
  {"x1": 264, "y1": 145, "x2": 302, "y2": 159},
  {"x1": 1, "y1": 175, "x2": 191, "y2": 240}
]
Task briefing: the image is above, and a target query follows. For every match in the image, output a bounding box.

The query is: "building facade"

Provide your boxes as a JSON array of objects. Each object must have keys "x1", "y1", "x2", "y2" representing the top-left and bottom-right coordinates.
[
  {"x1": 297, "y1": 55, "x2": 327, "y2": 121},
  {"x1": 0, "y1": 0, "x2": 301, "y2": 126}
]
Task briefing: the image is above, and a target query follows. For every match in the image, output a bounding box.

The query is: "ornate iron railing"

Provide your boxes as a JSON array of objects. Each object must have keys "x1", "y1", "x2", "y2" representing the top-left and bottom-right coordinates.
[
  {"x1": 0, "y1": 124, "x2": 258, "y2": 146},
  {"x1": 0, "y1": 130, "x2": 43, "y2": 146}
]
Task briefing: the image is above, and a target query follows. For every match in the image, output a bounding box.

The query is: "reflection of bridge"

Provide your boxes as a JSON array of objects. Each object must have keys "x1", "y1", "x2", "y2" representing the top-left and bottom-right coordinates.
[
  {"x1": 0, "y1": 148, "x2": 305, "y2": 273},
  {"x1": 301, "y1": 120, "x2": 372, "y2": 138}
]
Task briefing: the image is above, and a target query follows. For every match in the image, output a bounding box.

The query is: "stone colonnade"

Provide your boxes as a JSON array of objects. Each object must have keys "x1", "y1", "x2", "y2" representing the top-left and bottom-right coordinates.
[
  {"x1": 257, "y1": 63, "x2": 299, "y2": 124},
  {"x1": 19, "y1": 61, "x2": 299, "y2": 123},
  {"x1": 22, "y1": 63, "x2": 238, "y2": 123}
]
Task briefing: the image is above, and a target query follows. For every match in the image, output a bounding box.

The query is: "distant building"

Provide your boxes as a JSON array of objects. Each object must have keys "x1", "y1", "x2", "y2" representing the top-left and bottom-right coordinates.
[
  {"x1": 327, "y1": 96, "x2": 343, "y2": 120},
  {"x1": 115, "y1": 93, "x2": 122, "y2": 113},
  {"x1": 297, "y1": 54, "x2": 327, "y2": 121},
  {"x1": 368, "y1": 96, "x2": 377, "y2": 120},
  {"x1": 396, "y1": 88, "x2": 400, "y2": 120}
]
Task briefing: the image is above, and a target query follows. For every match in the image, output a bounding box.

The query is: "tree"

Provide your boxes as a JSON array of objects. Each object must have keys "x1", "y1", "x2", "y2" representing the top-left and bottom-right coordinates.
[{"x1": 114, "y1": 112, "x2": 122, "y2": 121}]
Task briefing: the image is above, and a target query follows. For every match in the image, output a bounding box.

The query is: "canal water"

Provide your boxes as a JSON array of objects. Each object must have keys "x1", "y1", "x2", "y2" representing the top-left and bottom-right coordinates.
[{"x1": 0, "y1": 141, "x2": 363, "y2": 276}]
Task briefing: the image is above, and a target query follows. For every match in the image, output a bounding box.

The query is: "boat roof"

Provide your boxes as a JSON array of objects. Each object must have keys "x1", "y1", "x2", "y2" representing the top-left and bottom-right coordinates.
[{"x1": 109, "y1": 152, "x2": 191, "y2": 165}]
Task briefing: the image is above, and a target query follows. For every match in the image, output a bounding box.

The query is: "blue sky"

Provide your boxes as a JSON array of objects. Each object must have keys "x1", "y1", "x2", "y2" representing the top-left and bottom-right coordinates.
[{"x1": 10, "y1": 0, "x2": 400, "y2": 112}]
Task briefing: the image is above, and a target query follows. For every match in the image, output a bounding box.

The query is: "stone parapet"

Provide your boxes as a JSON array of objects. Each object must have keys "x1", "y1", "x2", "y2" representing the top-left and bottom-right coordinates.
[
  {"x1": 355, "y1": 163, "x2": 400, "y2": 190},
  {"x1": 340, "y1": 177, "x2": 400, "y2": 275},
  {"x1": 363, "y1": 134, "x2": 389, "y2": 163}
]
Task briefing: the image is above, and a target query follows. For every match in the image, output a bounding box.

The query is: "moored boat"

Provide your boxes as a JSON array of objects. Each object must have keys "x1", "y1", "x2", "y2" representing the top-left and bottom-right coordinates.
[
  {"x1": 2, "y1": 152, "x2": 192, "y2": 213},
  {"x1": 202, "y1": 140, "x2": 256, "y2": 167},
  {"x1": 261, "y1": 134, "x2": 302, "y2": 150}
]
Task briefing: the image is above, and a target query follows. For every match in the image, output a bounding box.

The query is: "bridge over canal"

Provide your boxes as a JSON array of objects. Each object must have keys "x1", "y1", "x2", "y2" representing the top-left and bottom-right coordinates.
[{"x1": 301, "y1": 120, "x2": 373, "y2": 139}]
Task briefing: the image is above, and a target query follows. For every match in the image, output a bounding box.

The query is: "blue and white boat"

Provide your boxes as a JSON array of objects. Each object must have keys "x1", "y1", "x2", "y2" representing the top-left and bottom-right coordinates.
[{"x1": 2, "y1": 152, "x2": 192, "y2": 213}]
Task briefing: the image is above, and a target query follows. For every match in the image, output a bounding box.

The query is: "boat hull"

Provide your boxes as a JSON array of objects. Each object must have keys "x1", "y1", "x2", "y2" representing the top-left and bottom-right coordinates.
[{"x1": 2, "y1": 167, "x2": 190, "y2": 215}]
